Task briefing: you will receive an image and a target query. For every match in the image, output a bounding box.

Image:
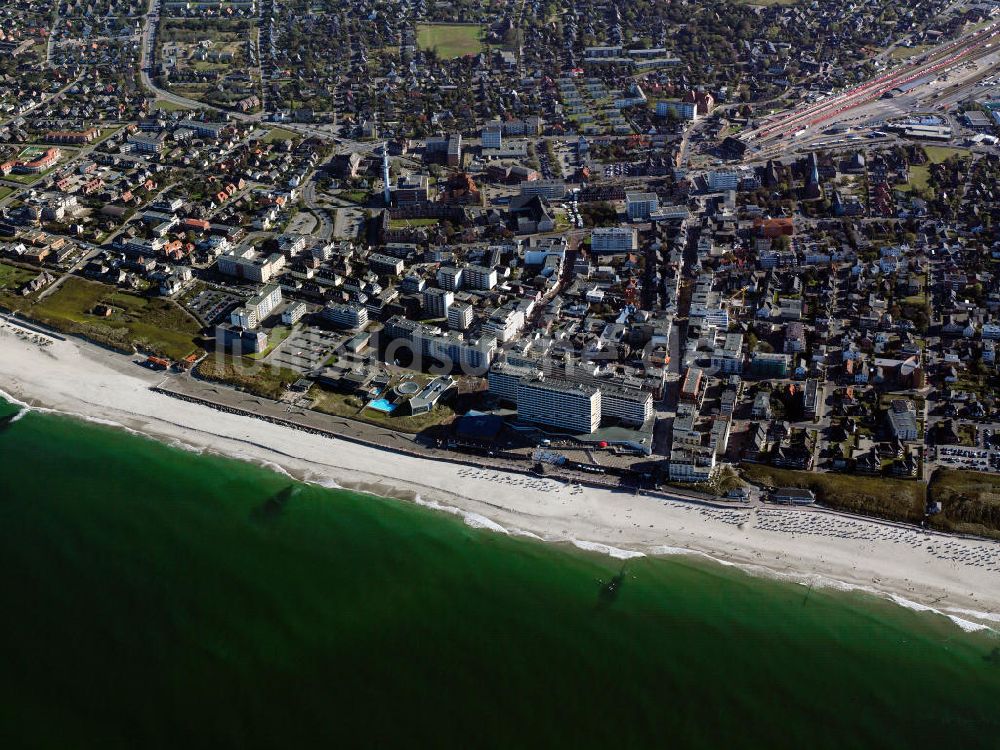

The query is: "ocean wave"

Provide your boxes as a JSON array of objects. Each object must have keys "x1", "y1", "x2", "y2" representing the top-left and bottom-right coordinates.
[
  {"x1": 305, "y1": 475, "x2": 344, "y2": 490},
  {"x1": 0, "y1": 386, "x2": 31, "y2": 411},
  {"x1": 570, "y1": 539, "x2": 645, "y2": 560},
  {"x1": 413, "y1": 494, "x2": 511, "y2": 535},
  {"x1": 247, "y1": 458, "x2": 296, "y2": 480},
  {"x1": 510, "y1": 528, "x2": 544, "y2": 541},
  {"x1": 945, "y1": 607, "x2": 1000, "y2": 624}
]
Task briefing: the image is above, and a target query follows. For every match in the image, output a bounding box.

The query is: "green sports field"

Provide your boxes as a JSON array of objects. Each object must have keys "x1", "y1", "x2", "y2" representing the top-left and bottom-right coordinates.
[{"x1": 416, "y1": 23, "x2": 484, "y2": 58}]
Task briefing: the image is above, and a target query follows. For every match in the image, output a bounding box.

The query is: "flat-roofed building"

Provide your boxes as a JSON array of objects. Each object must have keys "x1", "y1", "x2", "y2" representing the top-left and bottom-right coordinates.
[
  {"x1": 519, "y1": 179, "x2": 566, "y2": 200},
  {"x1": 887, "y1": 398, "x2": 918, "y2": 441},
  {"x1": 217, "y1": 247, "x2": 286, "y2": 283},
  {"x1": 322, "y1": 303, "x2": 368, "y2": 330},
  {"x1": 625, "y1": 191, "x2": 659, "y2": 221},
  {"x1": 231, "y1": 282, "x2": 282, "y2": 329},
  {"x1": 448, "y1": 302, "x2": 474, "y2": 331},
  {"x1": 281, "y1": 301, "x2": 307, "y2": 326},
  {"x1": 591, "y1": 226, "x2": 637, "y2": 254},
  {"x1": 516, "y1": 377, "x2": 601, "y2": 433},
  {"x1": 463, "y1": 264, "x2": 497, "y2": 290},
  {"x1": 423, "y1": 287, "x2": 453, "y2": 318},
  {"x1": 437, "y1": 266, "x2": 463, "y2": 291},
  {"x1": 368, "y1": 253, "x2": 405, "y2": 276},
  {"x1": 447, "y1": 133, "x2": 462, "y2": 166},
  {"x1": 601, "y1": 385, "x2": 653, "y2": 426},
  {"x1": 750, "y1": 351, "x2": 790, "y2": 378},
  {"x1": 487, "y1": 362, "x2": 540, "y2": 404},
  {"x1": 710, "y1": 333, "x2": 744, "y2": 374}
]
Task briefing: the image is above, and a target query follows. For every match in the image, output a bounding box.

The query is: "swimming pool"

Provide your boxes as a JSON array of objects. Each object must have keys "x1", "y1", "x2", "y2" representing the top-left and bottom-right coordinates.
[{"x1": 367, "y1": 398, "x2": 397, "y2": 413}]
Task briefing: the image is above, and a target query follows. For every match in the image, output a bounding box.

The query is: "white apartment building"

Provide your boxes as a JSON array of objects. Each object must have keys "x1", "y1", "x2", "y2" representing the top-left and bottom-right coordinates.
[
  {"x1": 519, "y1": 179, "x2": 567, "y2": 200},
  {"x1": 436, "y1": 266, "x2": 464, "y2": 291},
  {"x1": 448, "y1": 302, "x2": 474, "y2": 331},
  {"x1": 322, "y1": 303, "x2": 368, "y2": 330},
  {"x1": 590, "y1": 227, "x2": 637, "y2": 254},
  {"x1": 463, "y1": 264, "x2": 498, "y2": 290},
  {"x1": 217, "y1": 247, "x2": 286, "y2": 283},
  {"x1": 601, "y1": 386, "x2": 653, "y2": 426},
  {"x1": 707, "y1": 170, "x2": 741, "y2": 191},
  {"x1": 516, "y1": 378, "x2": 601, "y2": 433},
  {"x1": 710, "y1": 332, "x2": 744, "y2": 374},
  {"x1": 383, "y1": 316, "x2": 497, "y2": 373},
  {"x1": 625, "y1": 191, "x2": 659, "y2": 221},
  {"x1": 423, "y1": 287, "x2": 453, "y2": 318},
  {"x1": 487, "y1": 362, "x2": 540, "y2": 404},
  {"x1": 483, "y1": 306, "x2": 525, "y2": 343},
  {"x1": 230, "y1": 283, "x2": 282, "y2": 329},
  {"x1": 281, "y1": 301, "x2": 307, "y2": 326}
]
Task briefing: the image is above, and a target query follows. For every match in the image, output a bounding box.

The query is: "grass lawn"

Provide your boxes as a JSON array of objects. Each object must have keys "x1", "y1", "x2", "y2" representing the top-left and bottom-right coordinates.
[
  {"x1": 0, "y1": 262, "x2": 35, "y2": 292},
  {"x1": 341, "y1": 190, "x2": 369, "y2": 204},
  {"x1": 416, "y1": 23, "x2": 484, "y2": 58},
  {"x1": 247, "y1": 325, "x2": 292, "y2": 360},
  {"x1": 197, "y1": 356, "x2": 299, "y2": 401},
  {"x1": 3, "y1": 170, "x2": 49, "y2": 186},
  {"x1": 889, "y1": 44, "x2": 932, "y2": 60},
  {"x1": 928, "y1": 468, "x2": 1000, "y2": 539},
  {"x1": 0, "y1": 186, "x2": 15, "y2": 201},
  {"x1": 388, "y1": 218, "x2": 439, "y2": 229},
  {"x1": 152, "y1": 99, "x2": 192, "y2": 112},
  {"x1": 923, "y1": 145, "x2": 970, "y2": 164},
  {"x1": 741, "y1": 464, "x2": 926, "y2": 523},
  {"x1": 261, "y1": 127, "x2": 299, "y2": 144},
  {"x1": 15, "y1": 277, "x2": 202, "y2": 359},
  {"x1": 906, "y1": 164, "x2": 931, "y2": 192}
]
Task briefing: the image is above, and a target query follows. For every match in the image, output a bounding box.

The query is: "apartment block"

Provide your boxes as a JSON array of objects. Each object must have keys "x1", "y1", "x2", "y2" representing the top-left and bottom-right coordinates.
[
  {"x1": 516, "y1": 377, "x2": 601, "y2": 434},
  {"x1": 590, "y1": 227, "x2": 637, "y2": 254}
]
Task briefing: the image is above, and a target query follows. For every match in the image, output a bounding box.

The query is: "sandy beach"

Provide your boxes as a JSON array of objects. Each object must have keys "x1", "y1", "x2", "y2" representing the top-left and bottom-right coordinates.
[{"x1": 2, "y1": 319, "x2": 999, "y2": 630}]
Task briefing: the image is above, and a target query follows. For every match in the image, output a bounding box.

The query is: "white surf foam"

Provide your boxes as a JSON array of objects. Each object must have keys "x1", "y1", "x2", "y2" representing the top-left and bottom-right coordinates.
[
  {"x1": 570, "y1": 539, "x2": 645, "y2": 560},
  {"x1": 413, "y1": 494, "x2": 511, "y2": 535}
]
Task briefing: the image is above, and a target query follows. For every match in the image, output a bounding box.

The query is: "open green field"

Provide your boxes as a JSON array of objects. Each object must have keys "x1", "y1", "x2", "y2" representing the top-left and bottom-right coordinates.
[
  {"x1": 388, "y1": 218, "x2": 439, "y2": 229},
  {"x1": 416, "y1": 23, "x2": 484, "y2": 58},
  {"x1": 923, "y1": 145, "x2": 970, "y2": 164},
  {"x1": 260, "y1": 127, "x2": 299, "y2": 144},
  {"x1": 10, "y1": 277, "x2": 201, "y2": 359},
  {"x1": 928, "y1": 468, "x2": 1000, "y2": 539},
  {"x1": 905, "y1": 164, "x2": 931, "y2": 192},
  {"x1": 742, "y1": 464, "x2": 926, "y2": 524},
  {"x1": 0, "y1": 186, "x2": 14, "y2": 201},
  {"x1": 890, "y1": 44, "x2": 932, "y2": 60},
  {"x1": 0, "y1": 262, "x2": 35, "y2": 292},
  {"x1": 152, "y1": 98, "x2": 192, "y2": 112},
  {"x1": 196, "y1": 356, "x2": 299, "y2": 400}
]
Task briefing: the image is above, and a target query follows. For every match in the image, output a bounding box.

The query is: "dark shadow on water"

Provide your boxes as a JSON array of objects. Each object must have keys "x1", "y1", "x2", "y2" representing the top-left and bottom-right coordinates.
[
  {"x1": 597, "y1": 563, "x2": 628, "y2": 608},
  {"x1": 0, "y1": 414, "x2": 15, "y2": 433},
  {"x1": 984, "y1": 647, "x2": 1000, "y2": 667},
  {"x1": 252, "y1": 484, "x2": 299, "y2": 523}
]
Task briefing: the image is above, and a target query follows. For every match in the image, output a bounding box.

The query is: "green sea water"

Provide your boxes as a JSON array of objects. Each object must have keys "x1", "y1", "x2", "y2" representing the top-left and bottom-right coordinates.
[{"x1": 0, "y1": 396, "x2": 999, "y2": 749}]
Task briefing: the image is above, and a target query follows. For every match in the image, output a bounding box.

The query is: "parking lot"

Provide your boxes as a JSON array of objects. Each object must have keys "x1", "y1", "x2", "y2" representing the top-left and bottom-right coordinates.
[
  {"x1": 266, "y1": 326, "x2": 343, "y2": 373},
  {"x1": 935, "y1": 445, "x2": 1000, "y2": 472},
  {"x1": 185, "y1": 289, "x2": 242, "y2": 326}
]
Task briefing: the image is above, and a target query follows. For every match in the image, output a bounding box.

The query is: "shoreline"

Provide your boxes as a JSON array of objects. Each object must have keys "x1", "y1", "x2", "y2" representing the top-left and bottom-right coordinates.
[{"x1": 1, "y1": 320, "x2": 999, "y2": 632}]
